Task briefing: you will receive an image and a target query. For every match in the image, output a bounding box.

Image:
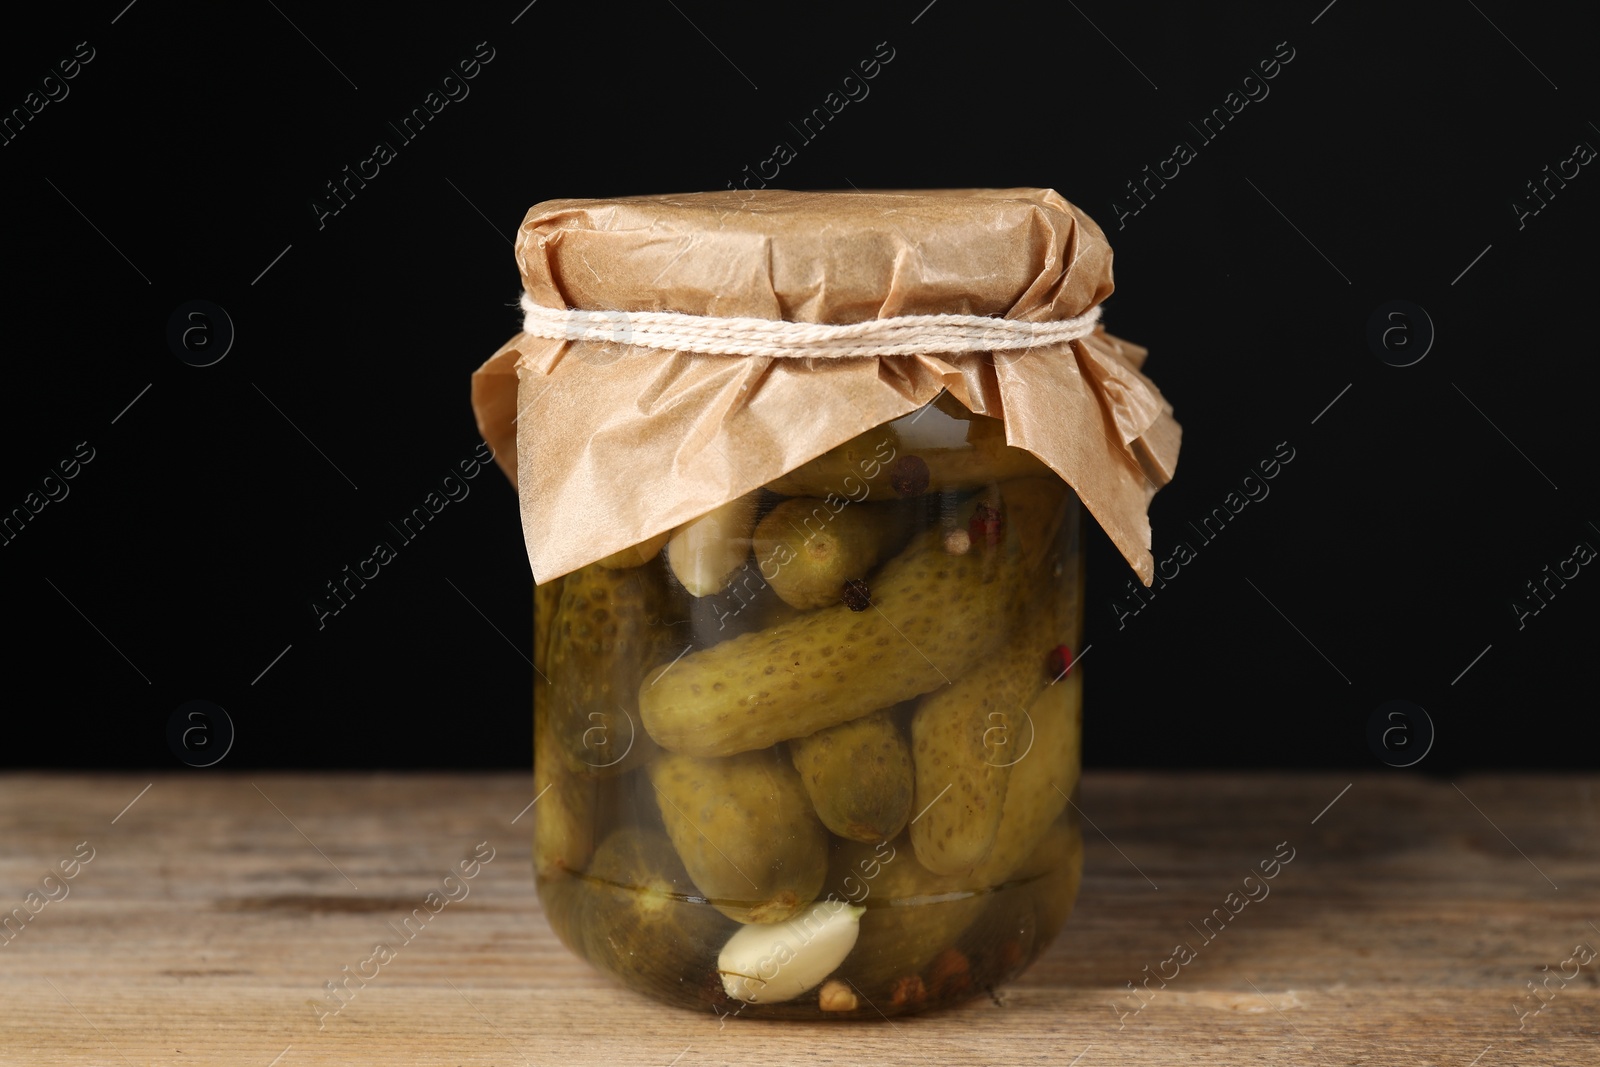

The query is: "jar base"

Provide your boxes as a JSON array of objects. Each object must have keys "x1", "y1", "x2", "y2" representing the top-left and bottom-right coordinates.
[{"x1": 538, "y1": 821, "x2": 1082, "y2": 1021}]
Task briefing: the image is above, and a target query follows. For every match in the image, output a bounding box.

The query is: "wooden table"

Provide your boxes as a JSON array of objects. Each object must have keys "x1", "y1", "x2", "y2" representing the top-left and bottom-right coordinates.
[{"x1": 2, "y1": 772, "x2": 1594, "y2": 1065}]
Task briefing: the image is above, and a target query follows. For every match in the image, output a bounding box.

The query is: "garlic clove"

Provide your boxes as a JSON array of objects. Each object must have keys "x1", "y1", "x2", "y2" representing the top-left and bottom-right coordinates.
[
  {"x1": 718, "y1": 899, "x2": 865, "y2": 1003},
  {"x1": 666, "y1": 494, "x2": 758, "y2": 596}
]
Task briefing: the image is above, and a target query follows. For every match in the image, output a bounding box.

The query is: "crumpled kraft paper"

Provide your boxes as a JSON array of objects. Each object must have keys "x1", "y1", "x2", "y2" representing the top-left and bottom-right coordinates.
[{"x1": 471, "y1": 188, "x2": 1180, "y2": 585}]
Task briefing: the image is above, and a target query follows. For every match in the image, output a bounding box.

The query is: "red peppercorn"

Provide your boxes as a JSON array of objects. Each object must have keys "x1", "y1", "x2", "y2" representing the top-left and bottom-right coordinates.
[
  {"x1": 890, "y1": 974, "x2": 926, "y2": 1009},
  {"x1": 1045, "y1": 644, "x2": 1073, "y2": 680},
  {"x1": 928, "y1": 948, "x2": 972, "y2": 999},
  {"x1": 968, "y1": 503, "x2": 1003, "y2": 548}
]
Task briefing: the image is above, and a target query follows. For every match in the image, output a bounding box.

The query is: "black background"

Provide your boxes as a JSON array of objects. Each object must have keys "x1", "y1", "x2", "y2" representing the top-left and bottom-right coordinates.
[{"x1": 3, "y1": 0, "x2": 1594, "y2": 772}]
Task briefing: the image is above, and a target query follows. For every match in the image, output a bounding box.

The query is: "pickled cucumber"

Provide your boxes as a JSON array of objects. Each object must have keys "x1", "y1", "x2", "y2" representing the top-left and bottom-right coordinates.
[
  {"x1": 996, "y1": 476, "x2": 1074, "y2": 574},
  {"x1": 547, "y1": 562, "x2": 680, "y2": 777},
  {"x1": 907, "y1": 477, "x2": 1071, "y2": 875},
  {"x1": 533, "y1": 698, "x2": 598, "y2": 878},
  {"x1": 533, "y1": 576, "x2": 599, "y2": 877},
  {"x1": 908, "y1": 638, "x2": 1046, "y2": 875},
  {"x1": 788, "y1": 709, "x2": 914, "y2": 843},
  {"x1": 648, "y1": 748, "x2": 828, "y2": 924},
  {"x1": 638, "y1": 493, "x2": 1026, "y2": 758},
  {"x1": 902, "y1": 444, "x2": 1053, "y2": 491},
  {"x1": 764, "y1": 427, "x2": 903, "y2": 499},
  {"x1": 907, "y1": 396, "x2": 1056, "y2": 490},
  {"x1": 971, "y1": 669, "x2": 1083, "y2": 885},
  {"x1": 753, "y1": 499, "x2": 914, "y2": 610},
  {"x1": 534, "y1": 576, "x2": 563, "y2": 779},
  {"x1": 766, "y1": 407, "x2": 1055, "y2": 499},
  {"x1": 816, "y1": 675, "x2": 1079, "y2": 955},
  {"x1": 539, "y1": 824, "x2": 737, "y2": 1004},
  {"x1": 534, "y1": 578, "x2": 563, "y2": 680}
]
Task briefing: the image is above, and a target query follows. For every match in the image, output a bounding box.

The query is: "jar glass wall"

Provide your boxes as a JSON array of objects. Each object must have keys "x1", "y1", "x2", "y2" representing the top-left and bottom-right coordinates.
[{"x1": 532, "y1": 392, "x2": 1084, "y2": 1018}]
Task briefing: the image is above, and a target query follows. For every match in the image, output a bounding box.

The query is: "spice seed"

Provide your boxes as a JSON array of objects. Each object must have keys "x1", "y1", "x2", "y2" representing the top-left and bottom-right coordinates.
[
  {"x1": 890, "y1": 455, "x2": 931, "y2": 497},
  {"x1": 818, "y1": 979, "x2": 859, "y2": 1011},
  {"x1": 890, "y1": 974, "x2": 926, "y2": 1009},
  {"x1": 968, "y1": 503, "x2": 1003, "y2": 548}
]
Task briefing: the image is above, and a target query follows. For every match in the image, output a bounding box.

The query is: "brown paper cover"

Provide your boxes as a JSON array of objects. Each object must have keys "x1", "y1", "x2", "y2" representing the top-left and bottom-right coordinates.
[{"x1": 471, "y1": 188, "x2": 1180, "y2": 585}]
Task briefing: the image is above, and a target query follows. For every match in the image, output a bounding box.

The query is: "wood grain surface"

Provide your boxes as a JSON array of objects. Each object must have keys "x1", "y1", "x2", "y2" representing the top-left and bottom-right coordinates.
[{"x1": 1, "y1": 772, "x2": 1595, "y2": 1066}]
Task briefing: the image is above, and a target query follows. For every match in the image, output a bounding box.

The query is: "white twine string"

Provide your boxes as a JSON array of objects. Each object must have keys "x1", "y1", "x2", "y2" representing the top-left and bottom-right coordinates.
[{"x1": 518, "y1": 292, "x2": 1101, "y2": 358}]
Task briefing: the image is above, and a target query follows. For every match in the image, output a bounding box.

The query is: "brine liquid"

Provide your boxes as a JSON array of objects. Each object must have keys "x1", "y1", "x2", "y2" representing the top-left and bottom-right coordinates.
[{"x1": 532, "y1": 399, "x2": 1085, "y2": 1018}]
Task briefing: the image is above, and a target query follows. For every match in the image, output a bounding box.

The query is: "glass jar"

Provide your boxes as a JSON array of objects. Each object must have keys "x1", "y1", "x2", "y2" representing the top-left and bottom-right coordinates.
[{"x1": 532, "y1": 391, "x2": 1084, "y2": 1019}]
